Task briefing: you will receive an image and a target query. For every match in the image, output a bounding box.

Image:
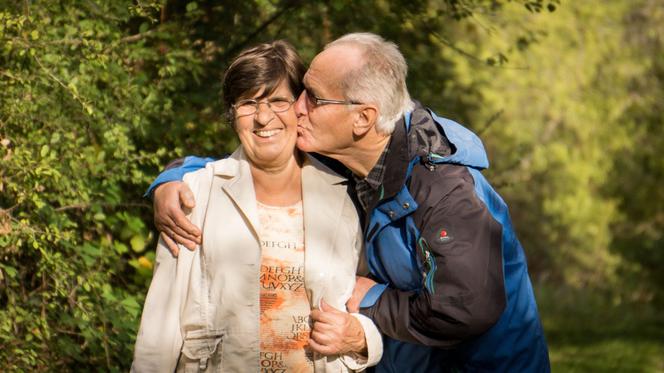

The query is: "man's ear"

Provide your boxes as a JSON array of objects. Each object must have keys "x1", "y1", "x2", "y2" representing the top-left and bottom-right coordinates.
[{"x1": 352, "y1": 105, "x2": 379, "y2": 137}]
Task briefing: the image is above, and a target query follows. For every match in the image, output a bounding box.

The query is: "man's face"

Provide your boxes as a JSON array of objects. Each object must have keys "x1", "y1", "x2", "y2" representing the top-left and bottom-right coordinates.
[{"x1": 294, "y1": 46, "x2": 360, "y2": 158}]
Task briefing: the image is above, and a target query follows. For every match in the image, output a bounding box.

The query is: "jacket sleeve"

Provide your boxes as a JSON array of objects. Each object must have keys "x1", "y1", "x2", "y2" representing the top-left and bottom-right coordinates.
[
  {"x1": 131, "y1": 239, "x2": 185, "y2": 372},
  {"x1": 133, "y1": 168, "x2": 209, "y2": 371},
  {"x1": 360, "y1": 178, "x2": 506, "y2": 348},
  {"x1": 144, "y1": 155, "x2": 216, "y2": 198}
]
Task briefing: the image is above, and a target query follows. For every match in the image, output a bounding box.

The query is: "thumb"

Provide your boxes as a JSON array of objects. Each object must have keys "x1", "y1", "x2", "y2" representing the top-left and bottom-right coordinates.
[
  {"x1": 320, "y1": 299, "x2": 340, "y2": 313},
  {"x1": 180, "y1": 185, "x2": 195, "y2": 209}
]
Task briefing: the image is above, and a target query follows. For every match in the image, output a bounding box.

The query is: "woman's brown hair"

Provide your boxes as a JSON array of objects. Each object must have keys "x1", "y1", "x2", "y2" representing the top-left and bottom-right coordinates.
[{"x1": 222, "y1": 40, "x2": 306, "y2": 122}]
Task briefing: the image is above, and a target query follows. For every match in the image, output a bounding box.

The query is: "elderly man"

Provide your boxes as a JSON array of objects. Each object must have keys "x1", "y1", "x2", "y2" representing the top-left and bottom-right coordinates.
[{"x1": 148, "y1": 33, "x2": 550, "y2": 372}]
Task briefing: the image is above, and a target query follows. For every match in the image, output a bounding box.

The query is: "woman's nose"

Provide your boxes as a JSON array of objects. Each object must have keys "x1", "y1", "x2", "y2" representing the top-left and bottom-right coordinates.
[{"x1": 254, "y1": 103, "x2": 274, "y2": 126}]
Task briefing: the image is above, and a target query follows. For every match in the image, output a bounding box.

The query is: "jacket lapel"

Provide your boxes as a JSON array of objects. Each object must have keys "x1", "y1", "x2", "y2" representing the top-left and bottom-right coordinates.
[
  {"x1": 214, "y1": 148, "x2": 261, "y2": 238},
  {"x1": 301, "y1": 154, "x2": 348, "y2": 308}
]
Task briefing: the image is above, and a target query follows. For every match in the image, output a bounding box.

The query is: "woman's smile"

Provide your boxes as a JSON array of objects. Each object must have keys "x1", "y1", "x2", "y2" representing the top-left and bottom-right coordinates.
[{"x1": 253, "y1": 127, "x2": 284, "y2": 139}]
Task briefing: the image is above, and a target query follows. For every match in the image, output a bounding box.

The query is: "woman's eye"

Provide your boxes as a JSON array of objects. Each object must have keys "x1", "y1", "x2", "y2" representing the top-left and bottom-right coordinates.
[{"x1": 269, "y1": 98, "x2": 292, "y2": 110}]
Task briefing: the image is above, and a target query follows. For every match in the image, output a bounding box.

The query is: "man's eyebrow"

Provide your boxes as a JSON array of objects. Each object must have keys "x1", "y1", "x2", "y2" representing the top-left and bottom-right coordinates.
[{"x1": 302, "y1": 80, "x2": 318, "y2": 97}]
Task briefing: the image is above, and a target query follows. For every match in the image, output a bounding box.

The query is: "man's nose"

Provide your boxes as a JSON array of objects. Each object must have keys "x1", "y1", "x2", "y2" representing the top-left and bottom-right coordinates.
[{"x1": 294, "y1": 91, "x2": 307, "y2": 117}]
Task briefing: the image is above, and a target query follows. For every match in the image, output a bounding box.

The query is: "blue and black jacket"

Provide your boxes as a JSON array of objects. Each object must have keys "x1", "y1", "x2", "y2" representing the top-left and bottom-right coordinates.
[
  {"x1": 356, "y1": 103, "x2": 549, "y2": 372},
  {"x1": 147, "y1": 103, "x2": 550, "y2": 372}
]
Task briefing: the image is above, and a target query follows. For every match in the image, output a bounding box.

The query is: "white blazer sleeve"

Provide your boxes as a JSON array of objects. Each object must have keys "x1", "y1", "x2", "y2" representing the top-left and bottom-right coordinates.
[
  {"x1": 131, "y1": 238, "x2": 185, "y2": 373},
  {"x1": 132, "y1": 167, "x2": 210, "y2": 372}
]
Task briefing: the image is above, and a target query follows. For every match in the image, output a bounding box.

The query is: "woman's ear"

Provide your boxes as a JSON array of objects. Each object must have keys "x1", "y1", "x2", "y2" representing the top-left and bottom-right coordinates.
[{"x1": 352, "y1": 105, "x2": 379, "y2": 137}]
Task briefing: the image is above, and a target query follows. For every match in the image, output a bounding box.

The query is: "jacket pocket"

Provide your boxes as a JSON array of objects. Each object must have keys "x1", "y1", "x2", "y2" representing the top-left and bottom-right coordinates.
[{"x1": 176, "y1": 329, "x2": 224, "y2": 373}]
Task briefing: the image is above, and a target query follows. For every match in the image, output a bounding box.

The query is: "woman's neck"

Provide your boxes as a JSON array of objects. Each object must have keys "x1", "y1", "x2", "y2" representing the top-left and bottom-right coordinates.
[{"x1": 250, "y1": 153, "x2": 303, "y2": 206}]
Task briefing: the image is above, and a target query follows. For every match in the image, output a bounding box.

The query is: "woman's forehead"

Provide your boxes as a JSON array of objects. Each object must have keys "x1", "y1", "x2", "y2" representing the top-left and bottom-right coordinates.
[{"x1": 239, "y1": 79, "x2": 293, "y2": 101}]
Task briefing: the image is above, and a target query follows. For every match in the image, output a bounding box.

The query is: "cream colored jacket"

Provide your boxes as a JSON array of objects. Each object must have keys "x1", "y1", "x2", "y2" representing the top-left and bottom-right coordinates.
[{"x1": 132, "y1": 149, "x2": 382, "y2": 372}]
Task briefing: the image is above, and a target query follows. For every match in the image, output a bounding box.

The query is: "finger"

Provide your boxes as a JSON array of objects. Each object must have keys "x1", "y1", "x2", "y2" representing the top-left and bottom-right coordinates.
[
  {"x1": 154, "y1": 203, "x2": 169, "y2": 231},
  {"x1": 179, "y1": 185, "x2": 196, "y2": 209},
  {"x1": 310, "y1": 330, "x2": 337, "y2": 348},
  {"x1": 311, "y1": 319, "x2": 337, "y2": 334},
  {"x1": 163, "y1": 226, "x2": 198, "y2": 251},
  {"x1": 309, "y1": 309, "x2": 322, "y2": 321},
  {"x1": 308, "y1": 338, "x2": 335, "y2": 356},
  {"x1": 309, "y1": 311, "x2": 338, "y2": 325},
  {"x1": 161, "y1": 232, "x2": 179, "y2": 257},
  {"x1": 166, "y1": 214, "x2": 202, "y2": 244},
  {"x1": 169, "y1": 207, "x2": 202, "y2": 242},
  {"x1": 320, "y1": 299, "x2": 344, "y2": 313}
]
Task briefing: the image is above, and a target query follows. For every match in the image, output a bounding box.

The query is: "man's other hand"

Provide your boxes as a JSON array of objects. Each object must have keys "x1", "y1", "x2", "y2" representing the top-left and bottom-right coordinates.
[
  {"x1": 153, "y1": 181, "x2": 201, "y2": 256},
  {"x1": 346, "y1": 276, "x2": 377, "y2": 313}
]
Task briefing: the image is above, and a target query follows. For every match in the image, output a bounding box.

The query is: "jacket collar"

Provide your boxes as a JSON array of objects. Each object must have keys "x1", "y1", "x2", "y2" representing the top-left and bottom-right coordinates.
[
  {"x1": 212, "y1": 148, "x2": 261, "y2": 237},
  {"x1": 382, "y1": 102, "x2": 453, "y2": 200},
  {"x1": 210, "y1": 147, "x2": 349, "y2": 309}
]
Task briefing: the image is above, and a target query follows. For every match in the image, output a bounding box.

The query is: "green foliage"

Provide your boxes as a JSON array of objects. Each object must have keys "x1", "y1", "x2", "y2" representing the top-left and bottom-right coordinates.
[
  {"x1": 429, "y1": 0, "x2": 663, "y2": 299},
  {"x1": 0, "y1": 0, "x2": 661, "y2": 370},
  {"x1": 537, "y1": 284, "x2": 664, "y2": 372},
  {"x1": 606, "y1": 0, "x2": 664, "y2": 305},
  {"x1": 0, "y1": 0, "x2": 229, "y2": 369}
]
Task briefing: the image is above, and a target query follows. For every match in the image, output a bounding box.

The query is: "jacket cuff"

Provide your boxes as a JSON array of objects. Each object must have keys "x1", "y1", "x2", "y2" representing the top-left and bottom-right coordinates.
[
  {"x1": 144, "y1": 156, "x2": 215, "y2": 198},
  {"x1": 339, "y1": 313, "x2": 383, "y2": 369},
  {"x1": 359, "y1": 283, "x2": 388, "y2": 308}
]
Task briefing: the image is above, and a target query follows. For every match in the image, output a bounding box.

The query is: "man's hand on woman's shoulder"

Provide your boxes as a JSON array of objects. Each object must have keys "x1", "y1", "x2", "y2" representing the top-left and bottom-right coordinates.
[{"x1": 153, "y1": 181, "x2": 201, "y2": 256}]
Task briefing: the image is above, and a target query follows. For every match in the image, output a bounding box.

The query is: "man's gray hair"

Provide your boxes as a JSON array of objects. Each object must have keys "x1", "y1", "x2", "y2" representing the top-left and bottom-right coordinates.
[{"x1": 325, "y1": 32, "x2": 413, "y2": 135}]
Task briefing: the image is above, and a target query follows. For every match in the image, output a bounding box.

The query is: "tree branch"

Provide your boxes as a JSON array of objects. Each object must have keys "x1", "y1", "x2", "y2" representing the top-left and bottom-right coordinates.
[
  {"x1": 118, "y1": 29, "x2": 155, "y2": 44},
  {"x1": 477, "y1": 109, "x2": 504, "y2": 136},
  {"x1": 221, "y1": 0, "x2": 304, "y2": 60}
]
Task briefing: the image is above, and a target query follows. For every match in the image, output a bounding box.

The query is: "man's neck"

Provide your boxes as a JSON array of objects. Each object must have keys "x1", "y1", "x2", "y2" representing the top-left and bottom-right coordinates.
[{"x1": 337, "y1": 132, "x2": 392, "y2": 178}]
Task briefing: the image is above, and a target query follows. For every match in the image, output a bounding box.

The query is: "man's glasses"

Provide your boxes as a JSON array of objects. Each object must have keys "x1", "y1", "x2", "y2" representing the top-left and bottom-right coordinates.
[
  {"x1": 303, "y1": 89, "x2": 363, "y2": 108},
  {"x1": 233, "y1": 97, "x2": 295, "y2": 116}
]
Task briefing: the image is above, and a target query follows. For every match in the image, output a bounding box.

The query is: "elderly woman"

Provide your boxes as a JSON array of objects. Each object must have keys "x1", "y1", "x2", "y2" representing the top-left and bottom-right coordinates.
[{"x1": 131, "y1": 41, "x2": 382, "y2": 372}]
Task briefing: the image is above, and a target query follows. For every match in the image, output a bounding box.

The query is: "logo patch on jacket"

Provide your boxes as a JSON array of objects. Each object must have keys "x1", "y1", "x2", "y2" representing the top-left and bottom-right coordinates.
[{"x1": 438, "y1": 228, "x2": 453, "y2": 244}]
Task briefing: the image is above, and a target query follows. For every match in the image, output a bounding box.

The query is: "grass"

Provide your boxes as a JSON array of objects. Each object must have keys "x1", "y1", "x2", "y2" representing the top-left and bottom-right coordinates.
[{"x1": 535, "y1": 284, "x2": 664, "y2": 372}]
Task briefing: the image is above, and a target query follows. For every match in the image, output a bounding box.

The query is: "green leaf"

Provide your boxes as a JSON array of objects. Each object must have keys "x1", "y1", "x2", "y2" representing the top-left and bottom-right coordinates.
[
  {"x1": 1, "y1": 264, "x2": 18, "y2": 278},
  {"x1": 50, "y1": 132, "x2": 61, "y2": 144},
  {"x1": 114, "y1": 242, "x2": 129, "y2": 255},
  {"x1": 130, "y1": 234, "x2": 146, "y2": 253},
  {"x1": 40, "y1": 145, "x2": 50, "y2": 158},
  {"x1": 186, "y1": 2, "x2": 198, "y2": 12}
]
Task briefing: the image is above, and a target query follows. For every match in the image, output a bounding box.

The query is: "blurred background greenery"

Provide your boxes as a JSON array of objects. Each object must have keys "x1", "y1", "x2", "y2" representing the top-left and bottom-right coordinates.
[{"x1": 0, "y1": 0, "x2": 662, "y2": 371}]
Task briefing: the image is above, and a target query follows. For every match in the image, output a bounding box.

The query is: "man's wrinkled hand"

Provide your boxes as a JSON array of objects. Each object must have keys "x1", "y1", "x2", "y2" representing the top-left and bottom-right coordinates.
[
  {"x1": 309, "y1": 300, "x2": 367, "y2": 356},
  {"x1": 346, "y1": 276, "x2": 377, "y2": 313},
  {"x1": 153, "y1": 181, "x2": 201, "y2": 256}
]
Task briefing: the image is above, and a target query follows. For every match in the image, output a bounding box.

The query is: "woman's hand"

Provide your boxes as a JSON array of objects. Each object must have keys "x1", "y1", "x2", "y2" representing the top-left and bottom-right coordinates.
[
  {"x1": 309, "y1": 300, "x2": 367, "y2": 356},
  {"x1": 153, "y1": 181, "x2": 201, "y2": 256}
]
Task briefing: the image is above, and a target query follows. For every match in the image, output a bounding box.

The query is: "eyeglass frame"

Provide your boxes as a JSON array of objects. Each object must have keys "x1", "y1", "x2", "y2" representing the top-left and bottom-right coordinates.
[
  {"x1": 231, "y1": 96, "x2": 296, "y2": 116},
  {"x1": 302, "y1": 88, "x2": 364, "y2": 108}
]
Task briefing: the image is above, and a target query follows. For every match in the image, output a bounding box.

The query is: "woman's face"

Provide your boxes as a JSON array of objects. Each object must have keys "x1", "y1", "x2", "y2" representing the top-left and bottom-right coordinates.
[{"x1": 234, "y1": 80, "x2": 298, "y2": 169}]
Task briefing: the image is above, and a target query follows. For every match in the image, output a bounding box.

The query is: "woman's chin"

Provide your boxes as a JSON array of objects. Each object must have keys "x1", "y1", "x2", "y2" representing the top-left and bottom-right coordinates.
[{"x1": 246, "y1": 150, "x2": 295, "y2": 169}]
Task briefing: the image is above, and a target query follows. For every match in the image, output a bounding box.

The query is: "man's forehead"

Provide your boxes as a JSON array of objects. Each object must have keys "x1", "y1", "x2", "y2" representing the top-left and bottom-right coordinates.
[
  {"x1": 306, "y1": 45, "x2": 362, "y2": 92},
  {"x1": 303, "y1": 60, "x2": 333, "y2": 93}
]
